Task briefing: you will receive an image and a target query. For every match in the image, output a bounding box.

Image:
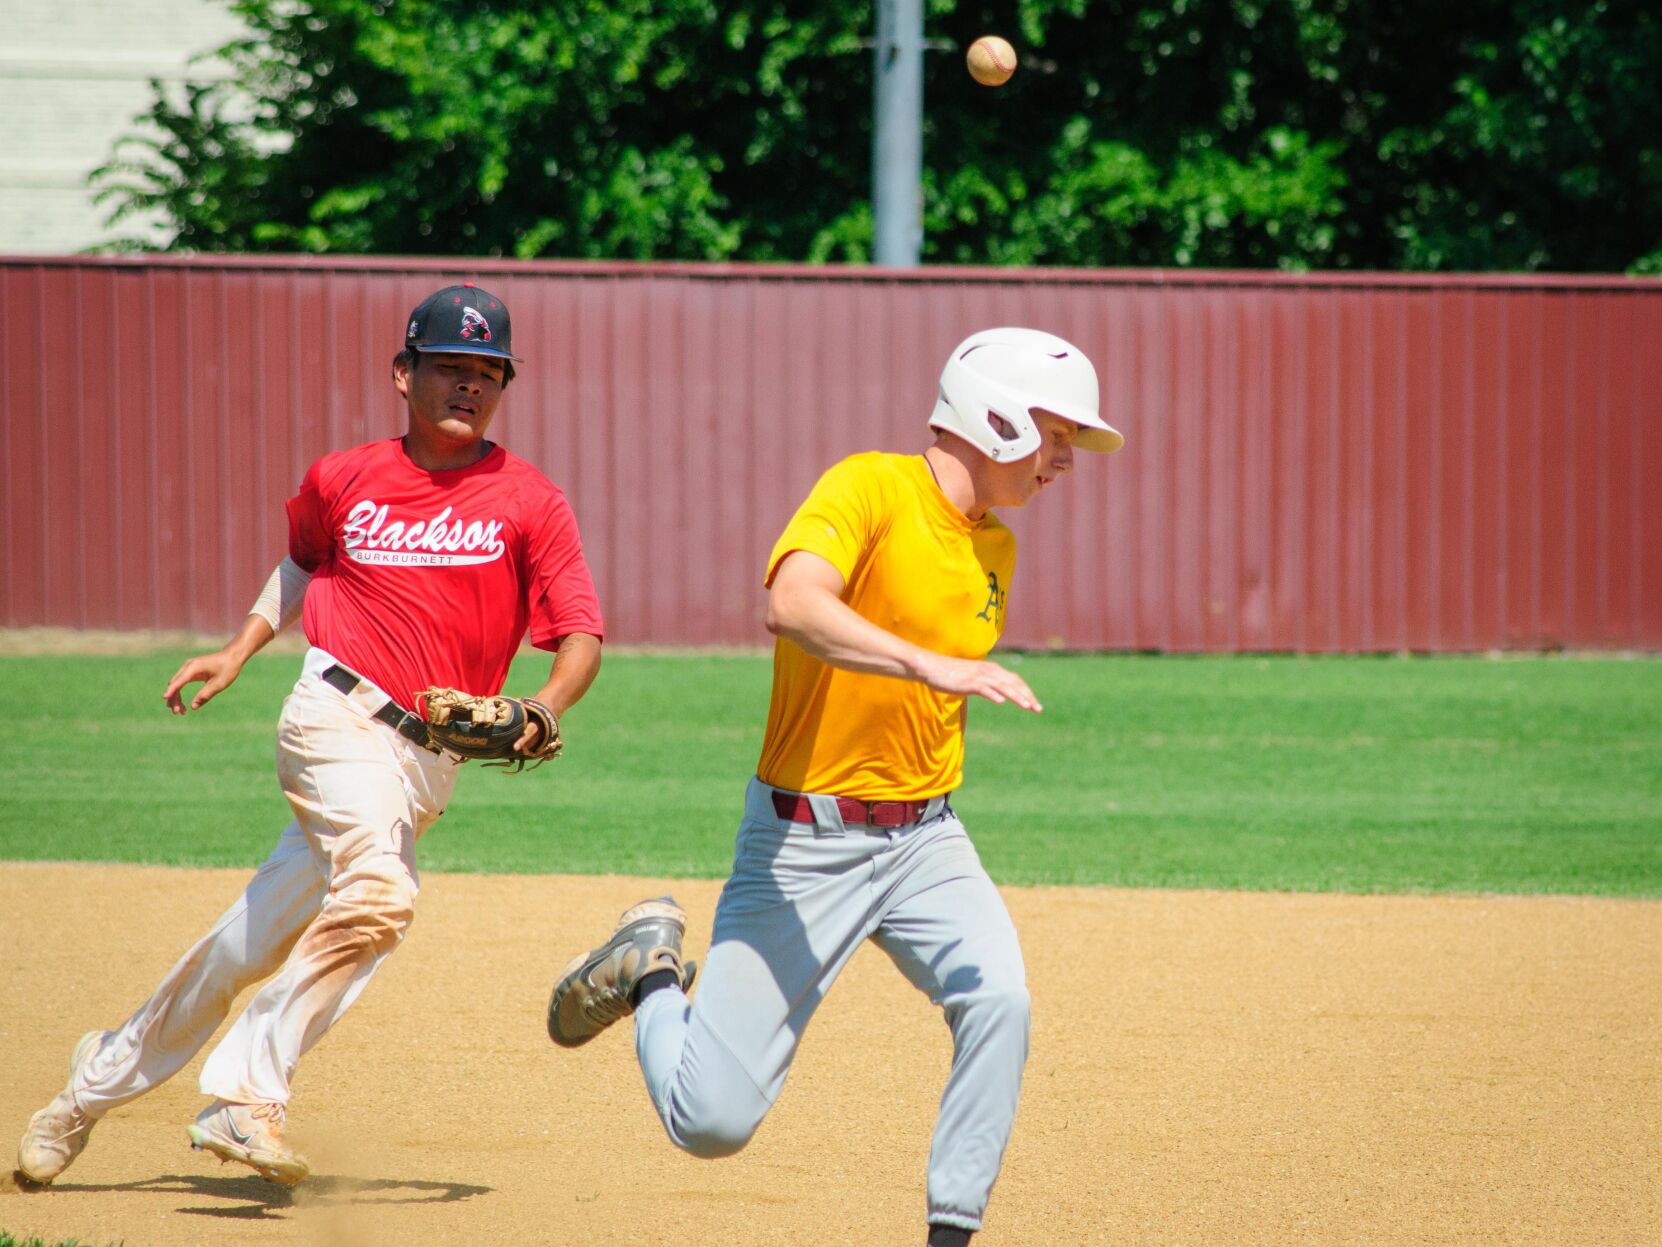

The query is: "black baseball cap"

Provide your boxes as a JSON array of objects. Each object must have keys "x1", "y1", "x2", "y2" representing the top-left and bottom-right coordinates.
[{"x1": 404, "y1": 283, "x2": 523, "y2": 361}]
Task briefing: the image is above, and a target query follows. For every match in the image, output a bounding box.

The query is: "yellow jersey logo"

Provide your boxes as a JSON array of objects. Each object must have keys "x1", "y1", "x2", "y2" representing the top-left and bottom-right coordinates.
[{"x1": 975, "y1": 571, "x2": 1007, "y2": 630}]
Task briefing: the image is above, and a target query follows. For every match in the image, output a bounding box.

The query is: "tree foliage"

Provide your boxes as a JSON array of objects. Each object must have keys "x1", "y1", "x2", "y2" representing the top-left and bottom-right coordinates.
[{"x1": 93, "y1": 0, "x2": 1662, "y2": 271}]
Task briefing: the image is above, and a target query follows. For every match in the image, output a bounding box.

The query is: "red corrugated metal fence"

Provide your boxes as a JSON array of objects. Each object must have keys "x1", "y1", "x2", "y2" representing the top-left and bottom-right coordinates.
[{"x1": 2, "y1": 256, "x2": 1657, "y2": 650}]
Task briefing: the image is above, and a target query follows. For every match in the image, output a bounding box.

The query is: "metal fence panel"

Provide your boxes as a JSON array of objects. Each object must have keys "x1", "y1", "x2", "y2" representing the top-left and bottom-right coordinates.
[{"x1": 2, "y1": 256, "x2": 1656, "y2": 650}]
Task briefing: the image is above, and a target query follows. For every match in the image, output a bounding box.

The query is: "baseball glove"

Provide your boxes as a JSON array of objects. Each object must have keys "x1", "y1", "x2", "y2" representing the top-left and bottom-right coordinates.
[{"x1": 417, "y1": 688, "x2": 562, "y2": 772}]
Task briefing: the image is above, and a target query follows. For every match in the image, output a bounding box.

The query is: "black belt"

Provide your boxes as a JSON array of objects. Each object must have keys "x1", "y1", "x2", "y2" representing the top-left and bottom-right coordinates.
[{"x1": 320, "y1": 664, "x2": 434, "y2": 751}]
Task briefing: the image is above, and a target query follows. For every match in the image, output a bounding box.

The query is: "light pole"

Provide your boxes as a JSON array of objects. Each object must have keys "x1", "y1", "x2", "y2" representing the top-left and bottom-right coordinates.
[{"x1": 872, "y1": 0, "x2": 923, "y2": 266}]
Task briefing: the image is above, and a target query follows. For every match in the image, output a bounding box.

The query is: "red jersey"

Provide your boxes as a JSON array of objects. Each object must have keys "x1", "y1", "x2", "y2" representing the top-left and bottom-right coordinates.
[{"x1": 287, "y1": 438, "x2": 603, "y2": 711}]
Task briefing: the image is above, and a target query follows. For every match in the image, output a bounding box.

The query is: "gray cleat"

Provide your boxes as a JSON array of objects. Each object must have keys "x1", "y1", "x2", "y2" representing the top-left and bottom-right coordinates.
[{"x1": 547, "y1": 896, "x2": 697, "y2": 1048}]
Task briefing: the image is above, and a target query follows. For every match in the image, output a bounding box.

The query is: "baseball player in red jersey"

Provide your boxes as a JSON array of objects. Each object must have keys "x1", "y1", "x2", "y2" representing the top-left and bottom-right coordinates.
[{"x1": 15, "y1": 284, "x2": 604, "y2": 1187}]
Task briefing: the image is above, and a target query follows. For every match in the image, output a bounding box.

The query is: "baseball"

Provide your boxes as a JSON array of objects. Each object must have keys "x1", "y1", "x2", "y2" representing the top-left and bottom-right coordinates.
[{"x1": 966, "y1": 35, "x2": 1017, "y2": 87}]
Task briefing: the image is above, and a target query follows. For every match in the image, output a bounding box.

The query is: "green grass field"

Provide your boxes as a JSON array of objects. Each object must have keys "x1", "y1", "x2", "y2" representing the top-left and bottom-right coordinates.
[{"x1": 2, "y1": 651, "x2": 1658, "y2": 897}]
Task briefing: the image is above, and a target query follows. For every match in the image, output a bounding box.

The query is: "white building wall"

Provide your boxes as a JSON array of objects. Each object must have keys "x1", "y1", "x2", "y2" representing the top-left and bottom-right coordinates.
[{"x1": 0, "y1": 0, "x2": 244, "y2": 253}]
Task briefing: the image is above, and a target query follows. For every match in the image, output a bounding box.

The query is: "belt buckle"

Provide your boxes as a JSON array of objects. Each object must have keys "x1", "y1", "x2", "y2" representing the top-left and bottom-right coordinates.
[
  {"x1": 400, "y1": 713, "x2": 443, "y2": 755},
  {"x1": 397, "y1": 712, "x2": 431, "y2": 749},
  {"x1": 868, "y1": 801, "x2": 909, "y2": 829}
]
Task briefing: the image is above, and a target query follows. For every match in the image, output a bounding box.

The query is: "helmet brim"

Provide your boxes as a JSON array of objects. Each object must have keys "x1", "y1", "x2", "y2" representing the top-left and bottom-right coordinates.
[
  {"x1": 1031, "y1": 402, "x2": 1125, "y2": 453},
  {"x1": 1075, "y1": 424, "x2": 1125, "y2": 453}
]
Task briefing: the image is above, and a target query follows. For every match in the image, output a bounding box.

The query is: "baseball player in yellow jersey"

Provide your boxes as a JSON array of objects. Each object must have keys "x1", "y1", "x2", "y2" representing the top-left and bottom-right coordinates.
[{"x1": 547, "y1": 328, "x2": 1124, "y2": 1245}]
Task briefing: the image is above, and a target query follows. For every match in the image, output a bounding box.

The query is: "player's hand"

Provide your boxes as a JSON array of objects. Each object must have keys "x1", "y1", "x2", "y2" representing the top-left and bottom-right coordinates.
[
  {"x1": 917, "y1": 654, "x2": 1042, "y2": 712},
  {"x1": 163, "y1": 650, "x2": 247, "y2": 714},
  {"x1": 513, "y1": 698, "x2": 558, "y2": 753}
]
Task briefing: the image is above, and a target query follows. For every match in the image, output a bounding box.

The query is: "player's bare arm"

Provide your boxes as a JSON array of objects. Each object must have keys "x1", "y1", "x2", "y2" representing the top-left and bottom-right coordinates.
[
  {"x1": 767, "y1": 550, "x2": 1042, "y2": 712},
  {"x1": 163, "y1": 617, "x2": 275, "y2": 715},
  {"x1": 164, "y1": 556, "x2": 313, "y2": 715},
  {"x1": 514, "y1": 631, "x2": 603, "y2": 752}
]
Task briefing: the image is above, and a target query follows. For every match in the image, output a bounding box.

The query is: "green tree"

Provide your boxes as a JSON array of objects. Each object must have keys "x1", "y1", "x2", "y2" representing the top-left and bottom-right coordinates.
[{"x1": 93, "y1": 0, "x2": 1662, "y2": 271}]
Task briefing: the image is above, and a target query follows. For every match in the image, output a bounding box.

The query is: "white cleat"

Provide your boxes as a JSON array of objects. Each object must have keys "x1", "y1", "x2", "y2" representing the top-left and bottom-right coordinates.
[
  {"x1": 187, "y1": 1099, "x2": 310, "y2": 1186},
  {"x1": 16, "y1": 1029, "x2": 109, "y2": 1185}
]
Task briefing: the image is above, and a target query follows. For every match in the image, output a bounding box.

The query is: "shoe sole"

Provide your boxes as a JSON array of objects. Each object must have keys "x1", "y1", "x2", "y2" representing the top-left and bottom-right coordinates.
[
  {"x1": 186, "y1": 1124, "x2": 309, "y2": 1185},
  {"x1": 547, "y1": 898, "x2": 688, "y2": 1048}
]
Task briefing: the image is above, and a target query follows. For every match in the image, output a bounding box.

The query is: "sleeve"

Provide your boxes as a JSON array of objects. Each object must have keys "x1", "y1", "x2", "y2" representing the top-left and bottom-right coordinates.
[
  {"x1": 523, "y1": 486, "x2": 605, "y2": 648},
  {"x1": 248, "y1": 556, "x2": 313, "y2": 633},
  {"x1": 764, "y1": 455, "x2": 886, "y2": 588},
  {"x1": 285, "y1": 459, "x2": 335, "y2": 573}
]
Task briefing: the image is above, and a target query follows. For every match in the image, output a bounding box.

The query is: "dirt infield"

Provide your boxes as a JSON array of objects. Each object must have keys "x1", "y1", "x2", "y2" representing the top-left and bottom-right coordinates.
[{"x1": 2, "y1": 865, "x2": 1657, "y2": 1246}]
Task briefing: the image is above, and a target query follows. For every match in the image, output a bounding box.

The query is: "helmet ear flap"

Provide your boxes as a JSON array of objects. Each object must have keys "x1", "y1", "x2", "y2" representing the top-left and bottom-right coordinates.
[
  {"x1": 929, "y1": 353, "x2": 1044, "y2": 460},
  {"x1": 986, "y1": 411, "x2": 1021, "y2": 443}
]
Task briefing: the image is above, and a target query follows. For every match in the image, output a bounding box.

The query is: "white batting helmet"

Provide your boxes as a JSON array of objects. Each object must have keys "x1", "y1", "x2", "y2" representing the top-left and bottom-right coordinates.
[{"x1": 928, "y1": 327, "x2": 1125, "y2": 460}]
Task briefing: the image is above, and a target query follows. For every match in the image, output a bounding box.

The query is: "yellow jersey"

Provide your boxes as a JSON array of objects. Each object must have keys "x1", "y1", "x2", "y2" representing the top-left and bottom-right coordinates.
[{"x1": 757, "y1": 452, "x2": 1016, "y2": 800}]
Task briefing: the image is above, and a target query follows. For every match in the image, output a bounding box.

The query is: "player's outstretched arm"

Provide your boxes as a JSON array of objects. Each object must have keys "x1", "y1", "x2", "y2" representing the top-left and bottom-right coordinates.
[
  {"x1": 766, "y1": 551, "x2": 1041, "y2": 713},
  {"x1": 164, "y1": 556, "x2": 312, "y2": 715},
  {"x1": 163, "y1": 614, "x2": 275, "y2": 715},
  {"x1": 516, "y1": 631, "x2": 602, "y2": 753}
]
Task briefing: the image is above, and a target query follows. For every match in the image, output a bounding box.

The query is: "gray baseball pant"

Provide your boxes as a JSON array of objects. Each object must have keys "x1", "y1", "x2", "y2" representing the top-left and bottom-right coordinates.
[{"x1": 634, "y1": 776, "x2": 1031, "y2": 1233}]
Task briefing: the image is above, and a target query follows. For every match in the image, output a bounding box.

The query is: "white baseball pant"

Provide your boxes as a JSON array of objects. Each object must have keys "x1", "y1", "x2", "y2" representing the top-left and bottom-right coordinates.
[
  {"x1": 633, "y1": 776, "x2": 1031, "y2": 1233},
  {"x1": 71, "y1": 652, "x2": 457, "y2": 1115}
]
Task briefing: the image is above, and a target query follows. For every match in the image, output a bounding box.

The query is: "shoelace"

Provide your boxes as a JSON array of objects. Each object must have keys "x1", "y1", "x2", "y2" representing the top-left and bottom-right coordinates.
[
  {"x1": 580, "y1": 987, "x2": 632, "y2": 1027},
  {"x1": 40, "y1": 1093, "x2": 91, "y2": 1142},
  {"x1": 243, "y1": 1101, "x2": 288, "y2": 1137}
]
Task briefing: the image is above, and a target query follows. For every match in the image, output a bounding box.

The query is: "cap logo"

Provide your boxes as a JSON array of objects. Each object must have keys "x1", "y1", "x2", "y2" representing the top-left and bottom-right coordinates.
[{"x1": 460, "y1": 306, "x2": 492, "y2": 342}]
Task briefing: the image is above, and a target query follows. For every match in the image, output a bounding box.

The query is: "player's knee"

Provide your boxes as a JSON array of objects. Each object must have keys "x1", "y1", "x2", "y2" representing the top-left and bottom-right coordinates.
[
  {"x1": 982, "y1": 980, "x2": 1031, "y2": 1030},
  {"x1": 371, "y1": 883, "x2": 417, "y2": 948},
  {"x1": 341, "y1": 870, "x2": 417, "y2": 952},
  {"x1": 669, "y1": 1103, "x2": 764, "y2": 1159},
  {"x1": 950, "y1": 976, "x2": 1030, "y2": 1037},
  {"x1": 675, "y1": 1119, "x2": 757, "y2": 1160}
]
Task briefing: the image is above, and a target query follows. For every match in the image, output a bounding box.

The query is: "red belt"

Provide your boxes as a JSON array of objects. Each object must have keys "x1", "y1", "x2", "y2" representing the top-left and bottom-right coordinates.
[{"x1": 770, "y1": 790, "x2": 935, "y2": 829}]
